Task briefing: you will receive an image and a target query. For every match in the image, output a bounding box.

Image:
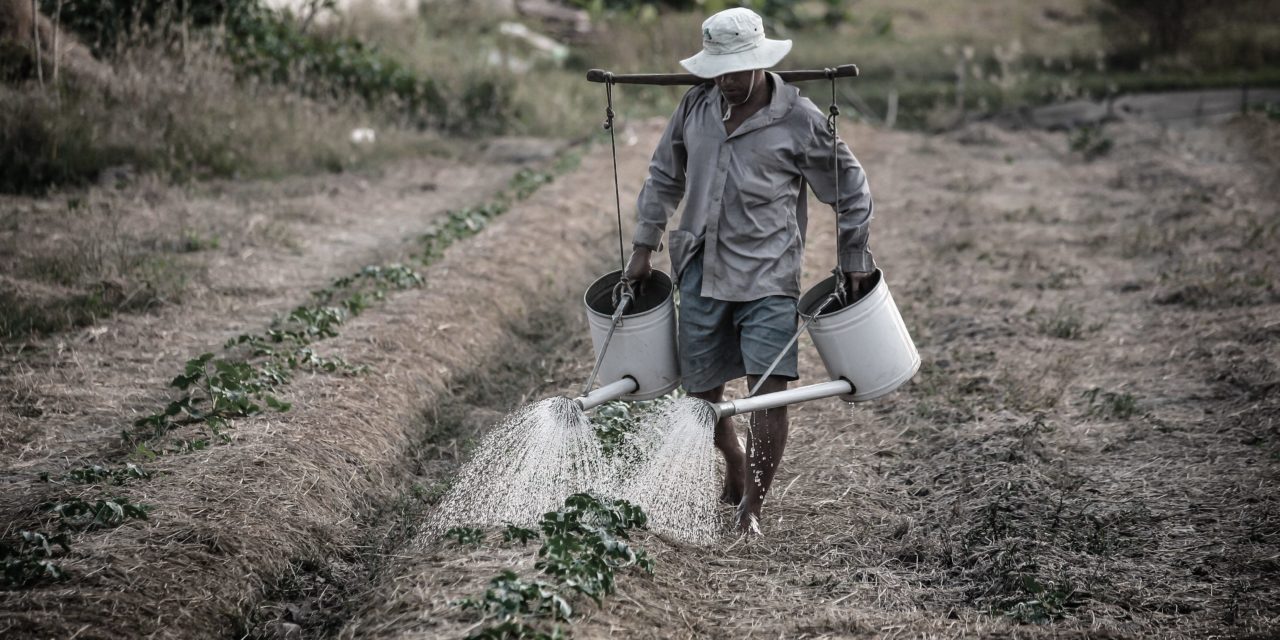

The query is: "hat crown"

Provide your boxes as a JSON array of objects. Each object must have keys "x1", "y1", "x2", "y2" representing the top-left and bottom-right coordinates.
[{"x1": 701, "y1": 7, "x2": 766, "y2": 55}]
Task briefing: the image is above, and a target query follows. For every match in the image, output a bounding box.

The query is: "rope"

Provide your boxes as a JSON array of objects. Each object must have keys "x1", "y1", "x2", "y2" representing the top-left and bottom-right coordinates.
[
  {"x1": 826, "y1": 68, "x2": 842, "y2": 277},
  {"x1": 580, "y1": 76, "x2": 632, "y2": 395},
  {"x1": 603, "y1": 75, "x2": 626, "y2": 277}
]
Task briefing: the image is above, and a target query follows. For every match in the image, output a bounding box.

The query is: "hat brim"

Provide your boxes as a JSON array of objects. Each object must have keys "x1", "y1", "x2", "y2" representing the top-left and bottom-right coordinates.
[{"x1": 679, "y1": 38, "x2": 792, "y2": 79}]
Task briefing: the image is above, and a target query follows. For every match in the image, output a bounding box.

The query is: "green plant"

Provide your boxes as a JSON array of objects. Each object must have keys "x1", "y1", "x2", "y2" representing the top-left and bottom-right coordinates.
[
  {"x1": 226, "y1": 8, "x2": 451, "y2": 129},
  {"x1": 1036, "y1": 304, "x2": 1093, "y2": 340},
  {"x1": 458, "y1": 494, "x2": 652, "y2": 637},
  {"x1": 43, "y1": 497, "x2": 150, "y2": 531},
  {"x1": 40, "y1": 463, "x2": 153, "y2": 485},
  {"x1": 178, "y1": 230, "x2": 221, "y2": 252},
  {"x1": 1082, "y1": 388, "x2": 1140, "y2": 420},
  {"x1": 998, "y1": 574, "x2": 1083, "y2": 624},
  {"x1": 418, "y1": 203, "x2": 509, "y2": 261},
  {"x1": 175, "y1": 438, "x2": 211, "y2": 453},
  {"x1": 590, "y1": 401, "x2": 637, "y2": 456},
  {"x1": 590, "y1": 390, "x2": 681, "y2": 456},
  {"x1": 1, "y1": 531, "x2": 72, "y2": 589},
  {"x1": 445, "y1": 526, "x2": 487, "y2": 547},
  {"x1": 131, "y1": 352, "x2": 292, "y2": 439},
  {"x1": 536, "y1": 495, "x2": 651, "y2": 605},
  {"x1": 503, "y1": 524, "x2": 540, "y2": 546},
  {"x1": 1068, "y1": 125, "x2": 1114, "y2": 161}
]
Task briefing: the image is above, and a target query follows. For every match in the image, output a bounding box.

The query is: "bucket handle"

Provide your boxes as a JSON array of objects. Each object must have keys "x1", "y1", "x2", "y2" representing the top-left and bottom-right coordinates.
[{"x1": 581, "y1": 281, "x2": 635, "y2": 396}]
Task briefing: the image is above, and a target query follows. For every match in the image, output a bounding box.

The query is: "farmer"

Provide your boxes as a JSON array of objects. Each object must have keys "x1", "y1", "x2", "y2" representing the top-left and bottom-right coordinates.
[{"x1": 623, "y1": 7, "x2": 876, "y2": 534}]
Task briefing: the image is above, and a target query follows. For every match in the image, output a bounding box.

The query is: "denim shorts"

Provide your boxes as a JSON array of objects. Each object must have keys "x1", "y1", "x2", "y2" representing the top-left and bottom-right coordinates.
[{"x1": 677, "y1": 255, "x2": 799, "y2": 393}]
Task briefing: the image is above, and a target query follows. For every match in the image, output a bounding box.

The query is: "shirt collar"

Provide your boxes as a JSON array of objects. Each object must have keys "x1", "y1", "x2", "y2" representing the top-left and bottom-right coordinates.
[
  {"x1": 719, "y1": 72, "x2": 794, "y2": 139},
  {"x1": 707, "y1": 71, "x2": 793, "y2": 120}
]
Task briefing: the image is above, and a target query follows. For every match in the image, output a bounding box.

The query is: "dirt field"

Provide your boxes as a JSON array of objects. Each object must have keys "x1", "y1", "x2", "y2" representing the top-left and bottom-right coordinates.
[{"x1": 1, "y1": 110, "x2": 1277, "y2": 639}]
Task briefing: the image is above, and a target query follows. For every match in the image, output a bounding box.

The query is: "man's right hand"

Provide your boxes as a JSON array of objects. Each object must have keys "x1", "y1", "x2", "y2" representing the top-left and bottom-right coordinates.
[{"x1": 624, "y1": 247, "x2": 653, "y2": 284}]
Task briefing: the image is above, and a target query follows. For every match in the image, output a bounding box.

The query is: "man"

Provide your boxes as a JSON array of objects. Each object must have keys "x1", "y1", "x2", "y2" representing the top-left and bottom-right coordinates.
[{"x1": 622, "y1": 7, "x2": 877, "y2": 534}]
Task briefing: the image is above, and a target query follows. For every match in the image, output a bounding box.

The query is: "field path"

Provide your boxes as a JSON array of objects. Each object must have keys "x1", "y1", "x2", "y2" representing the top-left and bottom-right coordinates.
[
  {"x1": 0, "y1": 143, "x2": 553, "y2": 467},
  {"x1": 1, "y1": 110, "x2": 1276, "y2": 639},
  {"x1": 347, "y1": 117, "x2": 1279, "y2": 639}
]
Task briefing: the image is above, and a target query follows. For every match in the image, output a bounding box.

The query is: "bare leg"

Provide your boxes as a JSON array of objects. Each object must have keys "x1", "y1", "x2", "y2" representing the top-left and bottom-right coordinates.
[
  {"x1": 737, "y1": 375, "x2": 789, "y2": 533},
  {"x1": 689, "y1": 385, "x2": 746, "y2": 505}
]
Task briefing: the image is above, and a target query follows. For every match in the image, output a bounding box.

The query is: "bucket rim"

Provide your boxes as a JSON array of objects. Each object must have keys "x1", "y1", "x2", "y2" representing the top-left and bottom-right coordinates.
[
  {"x1": 584, "y1": 269, "x2": 674, "y2": 319},
  {"x1": 799, "y1": 268, "x2": 885, "y2": 318}
]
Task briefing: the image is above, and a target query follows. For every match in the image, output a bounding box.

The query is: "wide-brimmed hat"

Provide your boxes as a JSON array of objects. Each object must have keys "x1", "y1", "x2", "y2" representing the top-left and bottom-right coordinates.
[{"x1": 680, "y1": 8, "x2": 792, "y2": 79}]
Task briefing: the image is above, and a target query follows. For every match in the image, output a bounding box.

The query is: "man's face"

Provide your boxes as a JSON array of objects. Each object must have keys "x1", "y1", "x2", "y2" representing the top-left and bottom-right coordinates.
[{"x1": 715, "y1": 69, "x2": 759, "y2": 104}]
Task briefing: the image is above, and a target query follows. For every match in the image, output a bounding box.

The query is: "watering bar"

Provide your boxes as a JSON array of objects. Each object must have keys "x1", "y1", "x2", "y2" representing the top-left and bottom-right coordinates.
[
  {"x1": 574, "y1": 376, "x2": 639, "y2": 412},
  {"x1": 586, "y1": 64, "x2": 859, "y2": 86},
  {"x1": 713, "y1": 379, "x2": 854, "y2": 420}
]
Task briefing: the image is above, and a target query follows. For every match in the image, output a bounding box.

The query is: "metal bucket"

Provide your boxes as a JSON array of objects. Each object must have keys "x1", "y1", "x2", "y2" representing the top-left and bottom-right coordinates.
[
  {"x1": 583, "y1": 270, "x2": 680, "y2": 401},
  {"x1": 798, "y1": 269, "x2": 920, "y2": 402}
]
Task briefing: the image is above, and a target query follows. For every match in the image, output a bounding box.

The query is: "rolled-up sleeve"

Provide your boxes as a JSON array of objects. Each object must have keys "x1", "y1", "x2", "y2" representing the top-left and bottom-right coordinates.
[
  {"x1": 633, "y1": 90, "x2": 694, "y2": 250},
  {"x1": 799, "y1": 115, "x2": 875, "y2": 272}
]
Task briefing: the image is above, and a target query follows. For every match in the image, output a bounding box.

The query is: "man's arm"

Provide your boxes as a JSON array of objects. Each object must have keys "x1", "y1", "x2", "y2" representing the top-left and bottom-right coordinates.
[
  {"x1": 798, "y1": 114, "x2": 876, "y2": 298},
  {"x1": 626, "y1": 89, "x2": 694, "y2": 283}
]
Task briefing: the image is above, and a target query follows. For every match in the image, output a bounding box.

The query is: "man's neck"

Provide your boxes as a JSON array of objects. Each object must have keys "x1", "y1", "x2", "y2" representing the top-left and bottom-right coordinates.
[{"x1": 723, "y1": 72, "x2": 772, "y2": 127}]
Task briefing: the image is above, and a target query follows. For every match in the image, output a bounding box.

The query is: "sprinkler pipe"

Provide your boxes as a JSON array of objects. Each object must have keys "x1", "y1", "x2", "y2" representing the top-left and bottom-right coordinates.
[
  {"x1": 574, "y1": 376, "x2": 639, "y2": 412},
  {"x1": 575, "y1": 378, "x2": 857, "y2": 416},
  {"x1": 712, "y1": 379, "x2": 854, "y2": 420}
]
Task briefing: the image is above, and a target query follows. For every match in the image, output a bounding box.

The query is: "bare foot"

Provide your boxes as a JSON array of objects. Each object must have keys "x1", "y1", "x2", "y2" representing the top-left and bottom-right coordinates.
[{"x1": 734, "y1": 500, "x2": 762, "y2": 535}]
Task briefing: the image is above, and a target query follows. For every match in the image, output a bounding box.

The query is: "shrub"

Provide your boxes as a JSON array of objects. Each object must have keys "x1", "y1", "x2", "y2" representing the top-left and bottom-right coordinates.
[
  {"x1": 1095, "y1": 0, "x2": 1255, "y2": 63},
  {"x1": 566, "y1": 0, "x2": 847, "y2": 27},
  {"x1": 36, "y1": 0, "x2": 449, "y2": 128}
]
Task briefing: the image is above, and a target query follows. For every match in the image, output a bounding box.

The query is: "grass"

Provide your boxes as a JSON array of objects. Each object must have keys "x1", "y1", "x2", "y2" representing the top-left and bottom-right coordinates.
[
  {"x1": 1035, "y1": 303, "x2": 1097, "y2": 340},
  {"x1": 0, "y1": 196, "x2": 196, "y2": 340},
  {"x1": 5, "y1": 0, "x2": 1278, "y2": 196},
  {"x1": 0, "y1": 42, "x2": 442, "y2": 193},
  {"x1": 539, "y1": 0, "x2": 1280, "y2": 130},
  {"x1": 236, "y1": 227, "x2": 608, "y2": 637},
  {"x1": 5, "y1": 0, "x2": 1277, "y2": 343},
  {"x1": 120, "y1": 149, "x2": 579, "y2": 459}
]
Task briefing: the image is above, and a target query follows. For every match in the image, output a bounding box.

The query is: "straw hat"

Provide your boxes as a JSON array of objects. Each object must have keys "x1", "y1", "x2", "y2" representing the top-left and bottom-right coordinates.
[{"x1": 680, "y1": 8, "x2": 792, "y2": 79}]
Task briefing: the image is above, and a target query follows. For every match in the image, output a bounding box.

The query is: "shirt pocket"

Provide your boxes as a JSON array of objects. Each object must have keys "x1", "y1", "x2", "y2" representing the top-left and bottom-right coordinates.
[{"x1": 738, "y1": 148, "x2": 796, "y2": 208}]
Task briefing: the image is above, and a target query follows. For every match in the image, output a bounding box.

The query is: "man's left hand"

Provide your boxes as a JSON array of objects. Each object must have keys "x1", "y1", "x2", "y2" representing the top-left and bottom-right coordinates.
[{"x1": 844, "y1": 270, "x2": 876, "y2": 303}]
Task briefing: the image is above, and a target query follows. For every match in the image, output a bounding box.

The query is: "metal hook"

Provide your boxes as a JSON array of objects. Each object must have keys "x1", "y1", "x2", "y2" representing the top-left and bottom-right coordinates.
[
  {"x1": 611, "y1": 278, "x2": 635, "y2": 312},
  {"x1": 603, "y1": 73, "x2": 616, "y2": 130}
]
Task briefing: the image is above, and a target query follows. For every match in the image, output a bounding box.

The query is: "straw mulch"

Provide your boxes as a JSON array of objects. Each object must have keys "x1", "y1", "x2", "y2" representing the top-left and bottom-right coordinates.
[
  {"x1": 0, "y1": 129, "x2": 641, "y2": 638},
  {"x1": 344, "y1": 117, "x2": 1279, "y2": 638}
]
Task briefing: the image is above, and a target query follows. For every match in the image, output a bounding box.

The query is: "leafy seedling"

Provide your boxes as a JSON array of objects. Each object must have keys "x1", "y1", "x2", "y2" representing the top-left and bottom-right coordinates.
[{"x1": 445, "y1": 526, "x2": 487, "y2": 547}]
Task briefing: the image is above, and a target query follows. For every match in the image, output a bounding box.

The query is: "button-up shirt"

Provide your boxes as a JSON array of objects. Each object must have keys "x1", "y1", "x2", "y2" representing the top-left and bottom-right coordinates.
[{"x1": 632, "y1": 72, "x2": 875, "y2": 301}]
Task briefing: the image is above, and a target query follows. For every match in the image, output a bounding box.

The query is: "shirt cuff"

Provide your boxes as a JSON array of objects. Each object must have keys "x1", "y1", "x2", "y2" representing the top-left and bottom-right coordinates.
[
  {"x1": 633, "y1": 222, "x2": 665, "y2": 252},
  {"x1": 839, "y1": 249, "x2": 876, "y2": 273}
]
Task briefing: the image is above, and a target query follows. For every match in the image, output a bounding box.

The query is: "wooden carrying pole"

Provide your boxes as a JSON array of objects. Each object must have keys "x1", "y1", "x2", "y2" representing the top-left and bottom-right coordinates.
[{"x1": 586, "y1": 64, "x2": 858, "y2": 86}]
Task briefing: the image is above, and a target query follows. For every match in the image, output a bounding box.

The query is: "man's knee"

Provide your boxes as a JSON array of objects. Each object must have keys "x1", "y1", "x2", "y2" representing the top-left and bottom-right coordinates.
[
  {"x1": 688, "y1": 384, "x2": 725, "y2": 403},
  {"x1": 746, "y1": 375, "x2": 788, "y2": 396}
]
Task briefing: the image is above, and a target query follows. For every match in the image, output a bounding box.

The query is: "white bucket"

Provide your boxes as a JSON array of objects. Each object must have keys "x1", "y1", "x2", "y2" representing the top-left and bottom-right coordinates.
[
  {"x1": 798, "y1": 269, "x2": 920, "y2": 403},
  {"x1": 583, "y1": 270, "x2": 680, "y2": 401}
]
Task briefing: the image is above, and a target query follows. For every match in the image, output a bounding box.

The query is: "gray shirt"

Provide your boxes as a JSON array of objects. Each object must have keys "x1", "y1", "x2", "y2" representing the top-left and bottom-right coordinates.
[{"x1": 633, "y1": 72, "x2": 875, "y2": 301}]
